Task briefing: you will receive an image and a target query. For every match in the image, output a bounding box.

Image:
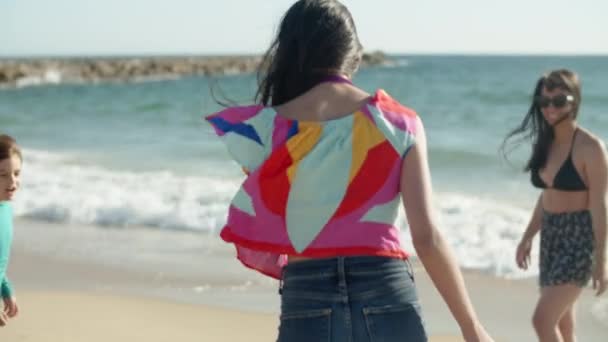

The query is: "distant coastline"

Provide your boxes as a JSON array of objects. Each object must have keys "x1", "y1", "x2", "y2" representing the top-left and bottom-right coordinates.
[{"x1": 0, "y1": 52, "x2": 391, "y2": 88}]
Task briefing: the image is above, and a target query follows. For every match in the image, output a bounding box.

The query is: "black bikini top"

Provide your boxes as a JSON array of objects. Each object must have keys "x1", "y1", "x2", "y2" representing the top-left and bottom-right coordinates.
[{"x1": 531, "y1": 130, "x2": 588, "y2": 192}]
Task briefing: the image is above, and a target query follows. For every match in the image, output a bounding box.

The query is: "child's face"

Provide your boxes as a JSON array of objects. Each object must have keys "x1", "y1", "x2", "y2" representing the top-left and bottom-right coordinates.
[{"x1": 0, "y1": 155, "x2": 21, "y2": 201}]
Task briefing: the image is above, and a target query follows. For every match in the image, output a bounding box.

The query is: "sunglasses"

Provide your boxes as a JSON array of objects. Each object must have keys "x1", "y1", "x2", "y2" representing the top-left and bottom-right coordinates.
[{"x1": 536, "y1": 94, "x2": 574, "y2": 109}]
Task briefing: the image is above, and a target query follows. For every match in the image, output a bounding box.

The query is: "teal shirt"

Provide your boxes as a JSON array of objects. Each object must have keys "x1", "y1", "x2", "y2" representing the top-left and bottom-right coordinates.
[{"x1": 0, "y1": 202, "x2": 14, "y2": 298}]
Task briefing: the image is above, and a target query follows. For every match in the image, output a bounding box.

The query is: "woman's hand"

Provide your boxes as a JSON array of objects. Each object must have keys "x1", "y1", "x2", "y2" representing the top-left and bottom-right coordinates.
[
  {"x1": 592, "y1": 258, "x2": 607, "y2": 296},
  {"x1": 516, "y1": 236, "x2": 533, "y2": 270},
  {"x1": 461, "y1": 321, "x2": 495, "y2": 342}
]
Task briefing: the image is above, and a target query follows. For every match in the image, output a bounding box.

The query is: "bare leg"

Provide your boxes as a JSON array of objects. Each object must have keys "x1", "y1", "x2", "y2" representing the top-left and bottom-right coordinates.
[
  {"x1": 532, "y1": 284, "x2": 582, "y2": 342},
  {"x1": 557, "y1": 305, "x2": 576, "y2": 342}
]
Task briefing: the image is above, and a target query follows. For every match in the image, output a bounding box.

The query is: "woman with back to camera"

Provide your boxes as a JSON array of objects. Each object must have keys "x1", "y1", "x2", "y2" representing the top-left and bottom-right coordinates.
[
  {"x1": 503, "y1": 69, "x2": 607, "y2": 342},
  {"x1": 205, "y1": 1, "x2": 494, "y2": 341}
]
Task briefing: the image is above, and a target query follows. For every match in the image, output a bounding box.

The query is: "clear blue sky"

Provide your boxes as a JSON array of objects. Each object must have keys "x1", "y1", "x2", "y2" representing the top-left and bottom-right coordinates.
[{"x1": 1, "y1": 0, "x2": 606, "y2": 56}]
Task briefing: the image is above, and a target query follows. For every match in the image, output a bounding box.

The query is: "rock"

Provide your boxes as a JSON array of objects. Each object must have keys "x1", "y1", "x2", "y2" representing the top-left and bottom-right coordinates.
[
  {"x1": 362, "y1": 51, "x2": 391, "y2": 67},
  {"x1": 0, "y1": 53, "x2": 390, "y2": 88}
]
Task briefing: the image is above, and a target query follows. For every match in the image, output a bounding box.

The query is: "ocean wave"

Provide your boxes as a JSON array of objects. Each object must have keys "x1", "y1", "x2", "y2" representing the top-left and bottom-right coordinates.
[
  {"x1": 13, "y1": 149, "x2": 537, "y2": 279},
  {"x1": 398, "y1": 192, "x2": 536, "y2": 279},
  {"x1": 12, "y1": 149, "x2": 239, "y2": 232}
]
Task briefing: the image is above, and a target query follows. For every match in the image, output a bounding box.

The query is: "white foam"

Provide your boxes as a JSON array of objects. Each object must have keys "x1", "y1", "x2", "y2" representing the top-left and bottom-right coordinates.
[
  {"x1": 397, "y1": 192, "x2": 538, "y2": 279},
  {"x1": 13, "y1": 149, "x2": 539, "y2": 278},
  {"x1": 44, "y1": 69, "x2": 63, "y2": 84},
  {"x1": 15, "y1": 75, "x2": 44, "y2": 88},
  {"x1": 12, "y1": 149, "x2": 240, "y2": 232},
  {"x1": 15, "y1": 69, "x2": 63, "y2": 88}
]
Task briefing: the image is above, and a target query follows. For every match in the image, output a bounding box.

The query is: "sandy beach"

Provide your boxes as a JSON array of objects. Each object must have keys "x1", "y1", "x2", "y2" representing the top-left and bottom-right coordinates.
[{"x1": 0, "y1": 220, "x2": 606, "y2": 341}]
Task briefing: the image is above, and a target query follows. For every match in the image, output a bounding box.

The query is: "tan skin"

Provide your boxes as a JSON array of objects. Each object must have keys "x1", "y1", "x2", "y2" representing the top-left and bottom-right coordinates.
[
  {"x1": 515, "y1": 87, "x2": 608, "y2": 342},
  {"x1": 0, "y1": 154, "x2": 21, "y2": 327},
  {"x1": 279, "y1": 77, "x2": 494, "y2": 342}
]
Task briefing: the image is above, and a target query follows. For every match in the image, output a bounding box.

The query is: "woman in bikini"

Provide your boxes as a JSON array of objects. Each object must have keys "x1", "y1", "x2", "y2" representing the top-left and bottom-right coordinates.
[{"x1": 504, "y1": 69, "x2": 607, "y2": 342}]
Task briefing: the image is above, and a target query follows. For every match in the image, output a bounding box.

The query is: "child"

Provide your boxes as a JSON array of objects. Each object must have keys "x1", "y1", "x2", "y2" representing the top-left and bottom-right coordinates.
[{"x1": 0, "y1": 134, "x2": 21, "y2": 327}]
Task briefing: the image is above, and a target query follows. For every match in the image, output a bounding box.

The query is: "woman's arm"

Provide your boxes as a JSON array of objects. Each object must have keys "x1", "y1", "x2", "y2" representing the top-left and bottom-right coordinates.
[
  {"x1": 516, "y1": 194, "x2": 543, "y2": 270},
  {"x1": 585, "y1": 139, "x2": 608, "y2": 296},
  {"x1": 400, "y1": 116, "x2": 492, "y2": 341},
  {"x1": 523, "y1": 194, "x2": 543, "y2": 240}
]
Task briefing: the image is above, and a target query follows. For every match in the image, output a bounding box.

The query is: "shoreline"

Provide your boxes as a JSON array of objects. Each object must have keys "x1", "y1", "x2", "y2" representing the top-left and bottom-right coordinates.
[
  {"x1": 2, "y1": 290, "x2": 468, "y2": 342},
  {"x1": 3, "y1": 219, "x2": 607, "y2": 341}
]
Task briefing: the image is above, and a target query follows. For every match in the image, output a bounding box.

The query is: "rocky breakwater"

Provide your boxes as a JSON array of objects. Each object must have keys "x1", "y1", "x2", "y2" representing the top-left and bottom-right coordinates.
[{"x1": 0, "y1": 52, "x2": 391, "y2": 88}]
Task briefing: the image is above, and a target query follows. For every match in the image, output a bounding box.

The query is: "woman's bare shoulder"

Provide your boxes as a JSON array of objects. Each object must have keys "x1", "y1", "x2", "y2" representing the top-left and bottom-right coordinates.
[{"x1": 578, "y1": 127, "x2": 607, "y2": 160}]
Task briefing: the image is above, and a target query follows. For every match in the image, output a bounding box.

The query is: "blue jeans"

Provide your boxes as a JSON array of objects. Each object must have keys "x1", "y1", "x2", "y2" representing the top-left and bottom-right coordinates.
[{"x1": 278, "y1": 256, "x2": 427, "y2": 342}]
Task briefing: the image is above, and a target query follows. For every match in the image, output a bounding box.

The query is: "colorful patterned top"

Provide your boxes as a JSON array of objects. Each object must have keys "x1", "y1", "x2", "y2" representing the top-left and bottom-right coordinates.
[{"x1": 205, "y1": 90, "x2": 419, "y2": 279}]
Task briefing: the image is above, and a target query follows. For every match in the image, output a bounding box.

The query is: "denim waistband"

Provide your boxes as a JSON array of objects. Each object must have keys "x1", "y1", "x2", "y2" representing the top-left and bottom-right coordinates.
[
  {"x1": 283, "y1": 256, "x2": 410, "y2": 278},
  {"x1": 280, "y1": 256, "x2": 415, "y2": 302}
]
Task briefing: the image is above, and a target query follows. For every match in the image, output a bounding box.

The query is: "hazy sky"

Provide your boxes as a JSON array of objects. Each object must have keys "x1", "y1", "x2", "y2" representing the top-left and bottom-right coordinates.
[{"x1": 1, "y1": 0, "x2": 606, "y2": 56}]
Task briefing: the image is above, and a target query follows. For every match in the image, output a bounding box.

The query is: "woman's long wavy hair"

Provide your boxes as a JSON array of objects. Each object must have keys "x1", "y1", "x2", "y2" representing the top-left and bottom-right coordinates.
[
  {"x1": 255, "y1": 0, "x2": 363, "y2": 106},
  {"x1": 501, "y1": 69, "x2": 581, "y2": 172}
]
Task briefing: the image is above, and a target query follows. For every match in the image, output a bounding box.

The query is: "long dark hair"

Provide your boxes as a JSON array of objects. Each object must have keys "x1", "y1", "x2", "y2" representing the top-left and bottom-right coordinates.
[
  {"x1": 256, "y1": 0, "x2": 363, "y2": 106},
  {"x1": 501, "y1": 69, "x2": 581, "y2": 172}
]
